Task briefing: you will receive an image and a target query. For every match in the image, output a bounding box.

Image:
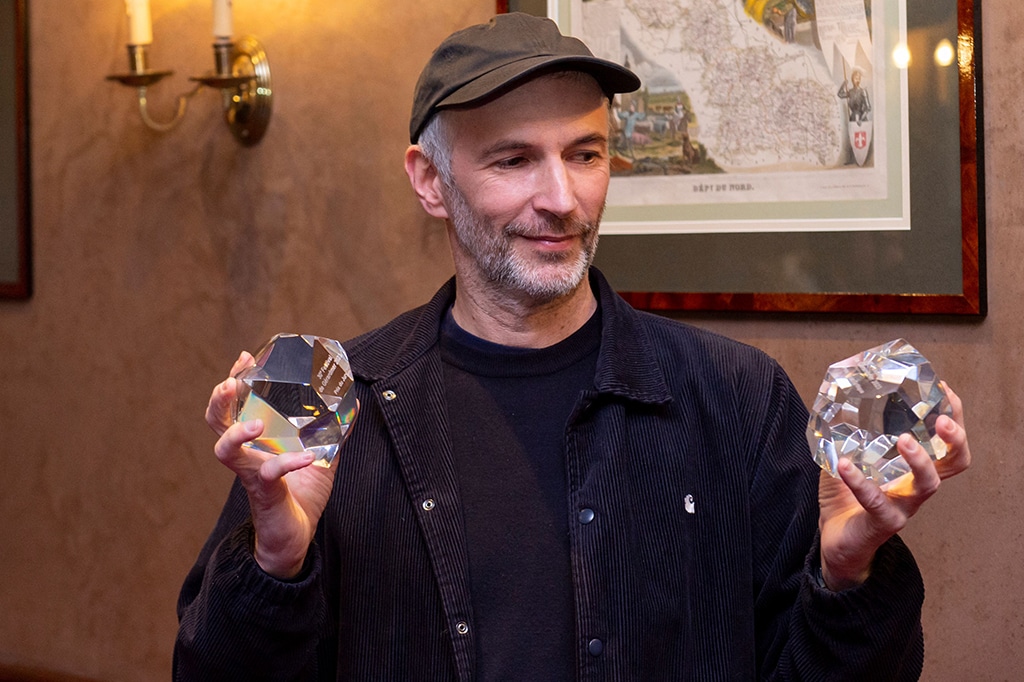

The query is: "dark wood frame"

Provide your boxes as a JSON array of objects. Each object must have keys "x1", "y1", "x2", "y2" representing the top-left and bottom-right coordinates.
[
  {"x1": 499, "y1": 1, "x2": 985, "y2": 315},
  {"x1": 1, "y1": 0, "x2": 31, "y2": 299}
]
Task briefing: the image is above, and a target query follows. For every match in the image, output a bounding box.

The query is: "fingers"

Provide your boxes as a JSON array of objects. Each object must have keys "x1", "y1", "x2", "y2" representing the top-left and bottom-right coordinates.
[
  {"x1": 214, "y1": 419, "x2": 324, "y2": 484},
  {"x1": 205, "y1": 378, "x2": 238, "y2": 435},
  {"x1": 943, "y1": 383, "x2": 965, "y2": 426},
  {"x1": 936, "y1": 419, "x2": 972, "y2": 477},
  {"x1": 230, "y1": 351, "x2": 255, "y2": 378},
  {"x1": 205, "y1": 351, "x2": 256, "y2": 436},
  {"x1": 934, "y1": 383, "x2": 972, "y2": 478},
  {"x1": 829, "y1": 427, "x2": 956, "y2": 530},
  {"x1": 818, "y1": 460, "x2": 900, "y2": 589},
  {"x1": 214, "y1": 419, "x2": 267, "y2": 477},
  {"x1": 835, "y1": 434, "x2": 942, "y2": 528},
  {"x1": 893, "y1": 434, "x2": 941, "y2": 499},
  {"x1": 836, "y1": 458, "x2": 907, "y2": 535},
  {"x1": 259, "y1": 450, "x2": 316, "y2": 481}
]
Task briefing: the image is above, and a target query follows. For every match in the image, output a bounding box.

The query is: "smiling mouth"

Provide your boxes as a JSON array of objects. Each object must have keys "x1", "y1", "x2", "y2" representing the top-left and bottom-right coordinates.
[
  {"x1": 516, "y1": 234, "x2": 583, "y2": 252},
  {"x1": 526, "y1": 234, "x2": 573, "y2": 242},
  {"x1": 513, "y1": 228, "x2": 583, "y2": 241},
  {"x1": 505, "y1": 218, "x2": 596, "y2": 245}
]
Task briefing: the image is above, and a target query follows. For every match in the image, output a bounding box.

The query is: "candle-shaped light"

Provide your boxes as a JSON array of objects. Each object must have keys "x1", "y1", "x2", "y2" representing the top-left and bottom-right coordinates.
[
  {"x1": 213, "y1": 0, "x2": 234, "y2": 39},
  {"x1": 125, "y1": 0, "x2": 153, "y2": 45}
]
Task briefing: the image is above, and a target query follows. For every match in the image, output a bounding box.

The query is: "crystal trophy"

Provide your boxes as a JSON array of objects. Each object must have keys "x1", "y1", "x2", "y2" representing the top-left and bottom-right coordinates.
[
  {"x1": 807, "y1": 338, "x2": 952, "y2": 485},
  {"x1": 232, "y1": 333, "x2": 358, "y2": 468}
]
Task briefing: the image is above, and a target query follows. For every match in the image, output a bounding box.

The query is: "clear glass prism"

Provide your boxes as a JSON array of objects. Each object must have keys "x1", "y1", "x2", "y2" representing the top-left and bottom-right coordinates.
[
  {"x1": 232, "y1": 333, "x2": 357, "y2": 468},
  {"x1": 807, "y1": 338, "x2": 952, "y2": 485}
]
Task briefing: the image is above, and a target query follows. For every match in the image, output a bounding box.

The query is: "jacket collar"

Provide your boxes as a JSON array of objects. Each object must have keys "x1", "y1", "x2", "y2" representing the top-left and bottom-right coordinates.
[{"x1": 347, "y1": 268, "x2": 671, "y2": 405}]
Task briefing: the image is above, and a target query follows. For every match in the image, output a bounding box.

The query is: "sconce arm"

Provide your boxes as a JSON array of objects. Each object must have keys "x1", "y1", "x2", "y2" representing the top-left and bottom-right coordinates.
[{"x1": 135, "y1": 83, "x2": 202, "y2": 133}]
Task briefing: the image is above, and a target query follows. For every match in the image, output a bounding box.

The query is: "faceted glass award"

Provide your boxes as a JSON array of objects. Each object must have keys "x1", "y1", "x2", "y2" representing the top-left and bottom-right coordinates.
[
  {"x1": 232, "y1": 333, "x2": 358, "y2": 468},
  {"x1": 807, "y1": 339, "x2": 952, "y2": 485}
]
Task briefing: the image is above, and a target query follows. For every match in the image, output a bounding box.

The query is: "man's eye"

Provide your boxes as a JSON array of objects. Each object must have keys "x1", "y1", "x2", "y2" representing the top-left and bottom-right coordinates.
[
  {"x1": 573, "y1": 150, "x2": 604, "y2": 164},
  {"x1": 496, "y1": 157, "x2": 526, "y2": 169}
]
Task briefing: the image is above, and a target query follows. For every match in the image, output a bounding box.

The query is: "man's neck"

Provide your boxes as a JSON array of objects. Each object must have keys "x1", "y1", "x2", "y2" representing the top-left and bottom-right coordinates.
[{"x1": 450, "y1": 276, "x2": 598, "y2": 349}]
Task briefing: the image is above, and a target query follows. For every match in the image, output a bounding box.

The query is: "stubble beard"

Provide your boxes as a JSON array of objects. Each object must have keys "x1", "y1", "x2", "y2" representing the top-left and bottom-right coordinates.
[{"x1": 442, "y1": 181, "x2": 601, "y2": 304}]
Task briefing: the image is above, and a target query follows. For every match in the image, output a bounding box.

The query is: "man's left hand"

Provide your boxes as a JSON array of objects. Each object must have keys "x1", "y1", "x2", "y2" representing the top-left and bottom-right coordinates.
[{"x1": 817, "y1": 384, "x2": 971, "y2": 590}]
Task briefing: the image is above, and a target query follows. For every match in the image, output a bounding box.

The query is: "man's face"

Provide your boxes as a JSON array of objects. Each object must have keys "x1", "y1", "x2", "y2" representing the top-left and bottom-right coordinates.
[
  {"x1": 852, "y1": 71, "x2": 862, "y2": 87},
  {"x1": 438, "y1": 73, "x2": 611, "y2": 304}
]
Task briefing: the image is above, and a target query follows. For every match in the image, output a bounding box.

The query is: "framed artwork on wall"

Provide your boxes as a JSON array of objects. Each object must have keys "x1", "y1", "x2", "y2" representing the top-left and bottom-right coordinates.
[
  {"x1": 0, "y1": 0, "x2": 31, "y2": 299},
  {"x1": 499, "y1": 1, "x2": 984, "y2": 315}
]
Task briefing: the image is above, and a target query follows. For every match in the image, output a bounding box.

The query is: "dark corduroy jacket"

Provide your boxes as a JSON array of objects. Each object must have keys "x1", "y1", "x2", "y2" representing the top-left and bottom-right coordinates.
[{"x1": 175, "y1": 269, "x2": 924, "y2": 681}]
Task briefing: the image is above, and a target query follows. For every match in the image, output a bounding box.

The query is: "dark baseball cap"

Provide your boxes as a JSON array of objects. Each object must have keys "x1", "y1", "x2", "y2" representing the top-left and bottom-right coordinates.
[{"x1": 409, "y1": 12, "x2": 641, "y2": 142}]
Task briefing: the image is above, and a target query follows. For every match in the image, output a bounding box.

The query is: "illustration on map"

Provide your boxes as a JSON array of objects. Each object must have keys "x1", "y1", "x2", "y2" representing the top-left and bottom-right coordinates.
[{"x1": 561, "y1": 0, "x2": 902, "y2": 232}]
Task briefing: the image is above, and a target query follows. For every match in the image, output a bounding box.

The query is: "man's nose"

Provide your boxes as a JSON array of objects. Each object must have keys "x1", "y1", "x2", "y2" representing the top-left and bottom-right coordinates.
[{"x1": 532, "y1": 160, "x2": 579, "y2": 218}]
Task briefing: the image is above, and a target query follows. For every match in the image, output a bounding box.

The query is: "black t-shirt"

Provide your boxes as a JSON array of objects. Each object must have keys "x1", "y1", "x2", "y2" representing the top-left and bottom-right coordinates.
[{"x1": 440, "y1": 306, "x2": 601, "y2": 681}]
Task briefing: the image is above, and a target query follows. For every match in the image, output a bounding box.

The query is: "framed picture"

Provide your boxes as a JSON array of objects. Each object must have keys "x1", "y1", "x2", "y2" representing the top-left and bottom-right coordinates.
[
  {"x1": 499, "y1": 0, "x2": 984, "y2": 315},
  {"x1": 1, "y1": 0, "x2": 31, "y2": 299}
]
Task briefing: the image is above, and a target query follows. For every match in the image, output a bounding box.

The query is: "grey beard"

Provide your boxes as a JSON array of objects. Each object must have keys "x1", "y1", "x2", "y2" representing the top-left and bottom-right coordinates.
[{"x1": 444, "y1": 182, "x2": 600, "y2": 303}]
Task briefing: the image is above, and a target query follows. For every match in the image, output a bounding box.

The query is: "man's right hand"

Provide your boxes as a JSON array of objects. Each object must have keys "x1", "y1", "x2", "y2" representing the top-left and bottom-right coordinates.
[{"x1": 205, "y1": 351, "x2": 357, "y2": 579}]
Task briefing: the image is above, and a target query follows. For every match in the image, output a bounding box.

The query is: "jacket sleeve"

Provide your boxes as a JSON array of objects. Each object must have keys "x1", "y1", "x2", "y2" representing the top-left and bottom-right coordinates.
[
  {"x1": 751, "y1": 362, "x2": 924, "y2": 681},
  {"x1": 173, "y1": 479, "x2": 331, "y2": 681}
]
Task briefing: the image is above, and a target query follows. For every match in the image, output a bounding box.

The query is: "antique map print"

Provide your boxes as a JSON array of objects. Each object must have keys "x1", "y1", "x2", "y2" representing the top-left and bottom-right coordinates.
[{"x1": 555, "y1": 0, "x2": 909, "y2": 234}]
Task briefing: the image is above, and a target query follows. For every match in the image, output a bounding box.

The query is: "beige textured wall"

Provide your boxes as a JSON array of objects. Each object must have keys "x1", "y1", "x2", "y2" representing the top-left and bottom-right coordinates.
[{"x1": 0, "y1": 0, "x2": 1020, "y2": 679}]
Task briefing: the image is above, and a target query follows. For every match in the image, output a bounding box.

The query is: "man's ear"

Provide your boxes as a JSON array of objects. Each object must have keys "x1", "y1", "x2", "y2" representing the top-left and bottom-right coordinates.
[{"x1": 405, "y1": 146, "x2": 449, "y2": 220}]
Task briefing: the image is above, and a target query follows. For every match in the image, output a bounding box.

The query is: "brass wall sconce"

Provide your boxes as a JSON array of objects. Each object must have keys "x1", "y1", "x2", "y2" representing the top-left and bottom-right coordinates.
[{"x1": 107, "y1": 1, "x2": 272, "y2": 146}]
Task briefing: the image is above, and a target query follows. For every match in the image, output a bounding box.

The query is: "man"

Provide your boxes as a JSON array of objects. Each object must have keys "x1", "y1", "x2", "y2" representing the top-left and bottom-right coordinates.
[
  {"x1": 617, "y1": 99, "x2": 646, "y2": 159},
  {"x1": 175, "y1": 13, "x2": 970, "y2": 680},
  {"x1": 838, "y1": 67, "x2": 871, "y2": 123}
]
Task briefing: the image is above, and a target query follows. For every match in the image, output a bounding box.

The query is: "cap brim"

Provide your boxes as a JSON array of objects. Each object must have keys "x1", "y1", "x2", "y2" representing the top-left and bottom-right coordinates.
[{"x1": 435, "y1": 54, "x2": 641, "y2": 110}]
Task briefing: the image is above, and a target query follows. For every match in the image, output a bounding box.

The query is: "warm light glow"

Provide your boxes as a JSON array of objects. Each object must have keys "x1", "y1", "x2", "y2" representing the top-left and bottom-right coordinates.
[
  {"x1": 125, "y1": 0, "x2": 153, "y2": 45},
  {"x1": 892, "y1": 43, "x2": 911, "y2": 70},
  {"x1": 934, "y1": 39, "x2": 955, "y2": 67},
  {"x1": 213, "y1": 0, "x2": 234, "y2": 38}
]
